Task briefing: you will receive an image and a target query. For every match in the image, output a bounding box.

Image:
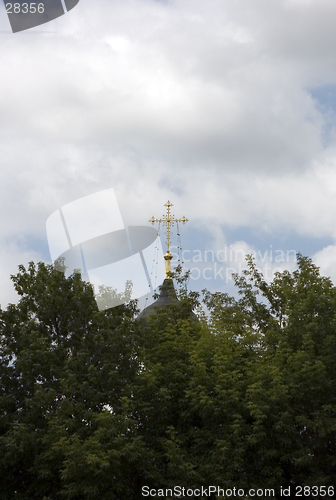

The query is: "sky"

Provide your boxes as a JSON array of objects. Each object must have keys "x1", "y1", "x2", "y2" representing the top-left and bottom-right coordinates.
[{"x1": 1, "y1": 0, "x2": 336, "y2": 306}]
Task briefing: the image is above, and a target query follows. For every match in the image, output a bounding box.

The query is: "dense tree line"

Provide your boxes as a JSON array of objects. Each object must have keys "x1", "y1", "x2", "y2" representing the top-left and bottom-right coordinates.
[{"x1": 0, "y1": 256, "x2": 335, "y2": 499}]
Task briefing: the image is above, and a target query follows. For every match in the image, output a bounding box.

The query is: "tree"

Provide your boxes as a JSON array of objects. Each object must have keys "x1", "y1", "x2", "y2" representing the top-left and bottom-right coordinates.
[
  {"x1": 0, "y1": 255, "x2": 335, "y2": 499},
  {"x1": 0, "y1": 262, "x2": 139, "y2": 499},
  {"x1": 187, "y1": 255, "x2": 336, "y2": 493}
]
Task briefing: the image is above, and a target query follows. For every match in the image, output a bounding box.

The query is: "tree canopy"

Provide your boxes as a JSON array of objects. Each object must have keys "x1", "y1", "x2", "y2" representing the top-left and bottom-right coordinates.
[{"x1": 0, "y1": 255, "x2": 335, "y2": 499}]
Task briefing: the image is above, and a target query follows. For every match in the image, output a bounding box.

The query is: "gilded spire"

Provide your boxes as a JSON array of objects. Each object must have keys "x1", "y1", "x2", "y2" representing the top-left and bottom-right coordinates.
[{"x1": 149, "y1": 201, "x2": 188, "y2": 279}]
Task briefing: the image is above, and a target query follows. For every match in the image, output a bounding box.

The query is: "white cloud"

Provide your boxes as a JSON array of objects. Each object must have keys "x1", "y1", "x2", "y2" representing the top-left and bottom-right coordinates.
[
  {"x1": 1, "y1": 0, "x2": 336, "y2": 305},
  {"x1": 0, "y1": 240, "x2": 42, "y2": 306},
  {"x1": 313, "y1": 244, "x2": 336, "y2": 284}
]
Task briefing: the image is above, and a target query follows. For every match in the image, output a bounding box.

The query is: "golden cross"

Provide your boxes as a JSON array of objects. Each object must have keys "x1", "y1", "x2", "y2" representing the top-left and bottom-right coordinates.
[{"x1": 149, "y1": 200, "x2": 188, "y2": 254}]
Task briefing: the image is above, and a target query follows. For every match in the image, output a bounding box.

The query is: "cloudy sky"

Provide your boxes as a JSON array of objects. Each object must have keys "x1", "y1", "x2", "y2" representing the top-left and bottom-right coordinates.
[{"x1": 1, "y1": 0, "x2": 336, "y2": 306}]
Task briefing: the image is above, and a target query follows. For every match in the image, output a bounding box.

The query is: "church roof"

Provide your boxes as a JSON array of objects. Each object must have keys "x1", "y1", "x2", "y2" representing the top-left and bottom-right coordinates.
[
  {"x1": 139, "y1": 279, "x2": 198, "y2": 321},
  {"x1": 138, "y1": 279, "x2": 178, "y2": 319},
  {"x1": 140, "y1": 200, "x2": 197, "y2": 321}
]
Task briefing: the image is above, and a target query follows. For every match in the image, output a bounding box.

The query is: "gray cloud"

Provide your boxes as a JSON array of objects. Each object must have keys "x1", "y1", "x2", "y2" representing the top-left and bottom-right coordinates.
[{"x1": 1, "y1": 0, "x2": 336, "y2": 304}]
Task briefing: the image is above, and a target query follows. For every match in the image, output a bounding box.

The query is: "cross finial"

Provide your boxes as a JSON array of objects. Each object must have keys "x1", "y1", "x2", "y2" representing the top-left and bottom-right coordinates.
[{"x1": 149, "y1": 201, "x2": 188, "y2": 279}]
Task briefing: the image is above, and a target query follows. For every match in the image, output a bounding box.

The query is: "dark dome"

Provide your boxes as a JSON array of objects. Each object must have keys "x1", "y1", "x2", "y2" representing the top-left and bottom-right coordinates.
[{"x1": 139, "y1": 279, "x2": 198, "y2": 321}]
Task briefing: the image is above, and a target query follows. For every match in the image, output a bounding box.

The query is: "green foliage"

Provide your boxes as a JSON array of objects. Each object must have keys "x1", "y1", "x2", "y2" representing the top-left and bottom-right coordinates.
[
  {"x1": 0, "y1": 262, "x2": 138, "y2": 499},
  {"x1": 0, "y1": 255, "x2": 335, "y2": 498},
  {"x1": 195, "y1": 255, "x2": 336, "y2": 489}
]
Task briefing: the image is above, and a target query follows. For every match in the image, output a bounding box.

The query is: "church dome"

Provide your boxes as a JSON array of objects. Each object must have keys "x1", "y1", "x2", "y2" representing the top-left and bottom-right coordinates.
[
  {"x1": 138, "y1": 278, "x2": 178, "y2": 319},
  {"x1": 139, "y1": 278, "x2": 198, "y2": 321},
  {"x1": 139, "y1": 200, "x2": 198, "y2": 321}
]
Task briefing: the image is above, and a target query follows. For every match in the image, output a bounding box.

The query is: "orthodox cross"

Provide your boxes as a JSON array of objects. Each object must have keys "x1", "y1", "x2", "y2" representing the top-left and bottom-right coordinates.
[{"x1": 149, "y1": 200, "x2": 188, "y2": 278}]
